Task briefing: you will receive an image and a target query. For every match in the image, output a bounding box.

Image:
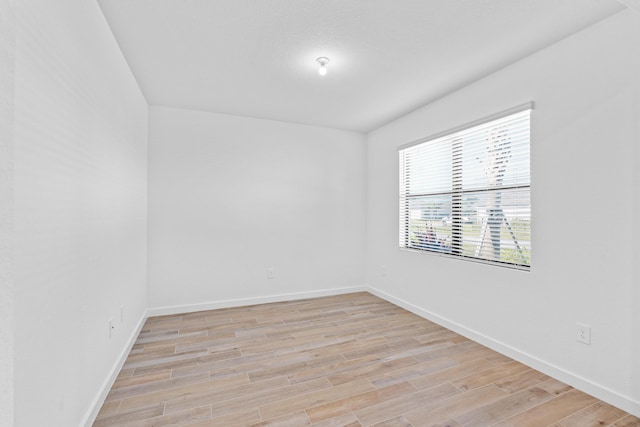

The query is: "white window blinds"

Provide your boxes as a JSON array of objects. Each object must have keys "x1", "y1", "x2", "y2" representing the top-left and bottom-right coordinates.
[{"x1": 399, "y1": 107, "x2": 531, "y2": 269}]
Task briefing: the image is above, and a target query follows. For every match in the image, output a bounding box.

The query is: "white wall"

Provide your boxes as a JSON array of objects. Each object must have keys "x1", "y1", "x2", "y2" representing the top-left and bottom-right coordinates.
[
  {"x1": 0, "y1": 0, "x2": 15, "y2": 425},
  {"x1": 632, "y1": 18, "x2": 640, "y2": 404},
  {"x1": 366, "y1": 9, "x2": 640, "y2": 415},
  {"x1": 148, "y1": 106, "x2": 366, "y2": 310},
  {"x1": 13, "y1": 1, "x2": 148, "y2": 426}
]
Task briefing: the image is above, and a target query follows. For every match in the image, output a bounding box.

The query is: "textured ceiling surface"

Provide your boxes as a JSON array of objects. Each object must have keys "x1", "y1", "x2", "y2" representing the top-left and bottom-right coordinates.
[{"x1": 97, "y1": 0, "x2": 625, "y2": 132}]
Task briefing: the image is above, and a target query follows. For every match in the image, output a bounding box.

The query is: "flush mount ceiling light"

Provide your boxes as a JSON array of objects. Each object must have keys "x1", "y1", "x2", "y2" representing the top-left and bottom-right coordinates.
[{"x1": 316, "y1": 57, "x2": 330, "y2": 76}]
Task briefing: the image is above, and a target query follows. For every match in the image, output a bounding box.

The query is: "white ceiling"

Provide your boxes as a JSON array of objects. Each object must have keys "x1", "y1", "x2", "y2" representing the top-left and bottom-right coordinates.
[{"x1": 97, "y1": 0, "x2": 625, "y2": 132}]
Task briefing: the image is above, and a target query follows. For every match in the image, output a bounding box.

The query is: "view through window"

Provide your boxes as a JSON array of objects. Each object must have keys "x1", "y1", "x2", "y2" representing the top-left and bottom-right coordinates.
[{"x1": 399, "y1": 107, "x2": 531, "y2": 269}]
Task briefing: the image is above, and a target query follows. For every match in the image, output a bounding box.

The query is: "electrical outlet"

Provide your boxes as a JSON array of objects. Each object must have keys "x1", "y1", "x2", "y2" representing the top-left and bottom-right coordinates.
[
  {"x1": 267, "y1": 268, "x2": 274, "y2": 279},
  {"x1": 577, "y1": 322, "x2": 591, "y2": 345},
  {"x1": 108, "y1": 318, "x2": 115, "y2": 339}
]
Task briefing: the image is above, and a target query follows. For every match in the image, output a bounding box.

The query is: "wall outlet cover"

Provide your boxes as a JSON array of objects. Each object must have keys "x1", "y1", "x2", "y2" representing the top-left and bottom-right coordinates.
[{"x1": 576, "y1": 322, "x2": 591, "y2": 345}]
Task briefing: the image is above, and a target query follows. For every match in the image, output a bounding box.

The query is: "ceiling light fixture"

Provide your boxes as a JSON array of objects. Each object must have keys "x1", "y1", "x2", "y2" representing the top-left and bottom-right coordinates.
[{"x1": 316, "y1": 57, "x2": 330, "y2": 76}]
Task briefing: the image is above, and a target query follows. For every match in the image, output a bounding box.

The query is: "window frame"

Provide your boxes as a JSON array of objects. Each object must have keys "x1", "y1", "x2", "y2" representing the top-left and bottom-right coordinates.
[{"x1": 398, "y1": 103, "x2": 533, "y2": 270}]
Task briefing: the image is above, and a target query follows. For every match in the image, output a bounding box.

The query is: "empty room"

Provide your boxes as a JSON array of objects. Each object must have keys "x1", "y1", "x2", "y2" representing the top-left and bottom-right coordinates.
[{"x1": 2, "y1": 0, "x2": 640, "y2": 426}]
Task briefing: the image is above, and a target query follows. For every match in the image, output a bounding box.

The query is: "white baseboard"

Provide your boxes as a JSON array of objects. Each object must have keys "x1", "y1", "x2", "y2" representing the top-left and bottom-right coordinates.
[
  {"x1": 81, "y1": 309, "x2": 148, "y2": 427},
  {"x1": 147, "y1": 286, "x2": 368, "y2": 317},
  {"x1": 366, "y1": 285, "x2": 640, "y2": 418}
]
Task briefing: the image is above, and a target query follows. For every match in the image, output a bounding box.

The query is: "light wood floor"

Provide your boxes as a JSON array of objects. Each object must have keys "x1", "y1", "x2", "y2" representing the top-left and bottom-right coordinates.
[{"x1": 94, "y1": 292, "x2": 639, "y2": 427}]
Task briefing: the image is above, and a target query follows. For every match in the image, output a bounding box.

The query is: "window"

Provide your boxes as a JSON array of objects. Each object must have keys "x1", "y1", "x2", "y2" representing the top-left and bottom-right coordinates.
[{"x1": 399, "y1": 105, "x2": 531, "y2": 269}]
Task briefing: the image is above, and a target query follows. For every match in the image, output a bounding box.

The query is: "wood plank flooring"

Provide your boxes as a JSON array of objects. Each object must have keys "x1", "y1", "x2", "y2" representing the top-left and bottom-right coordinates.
[{"x1": 93, "y1": 292, "x2": 639, "y2": 427}]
